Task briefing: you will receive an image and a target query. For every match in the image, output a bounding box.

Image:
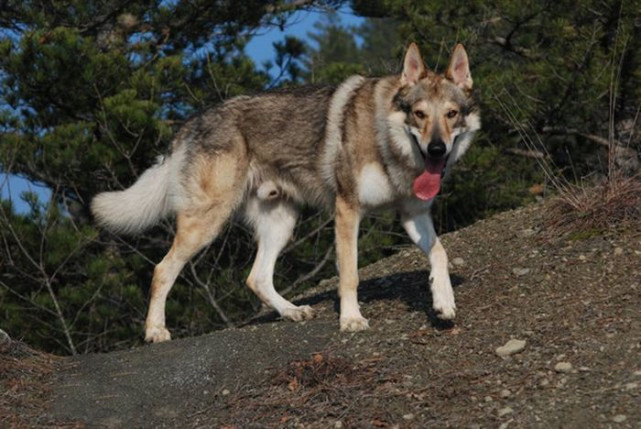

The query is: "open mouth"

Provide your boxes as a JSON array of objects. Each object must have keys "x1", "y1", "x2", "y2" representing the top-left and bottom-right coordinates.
[{"x1": 410, "y1": 134, "x2": 448, "y2": 201}]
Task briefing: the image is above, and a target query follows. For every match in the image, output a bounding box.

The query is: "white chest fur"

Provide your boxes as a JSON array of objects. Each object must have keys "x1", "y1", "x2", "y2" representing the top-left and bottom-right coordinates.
[{"x1": 357, "y1": 163, "x2": 394, "y2": 207}]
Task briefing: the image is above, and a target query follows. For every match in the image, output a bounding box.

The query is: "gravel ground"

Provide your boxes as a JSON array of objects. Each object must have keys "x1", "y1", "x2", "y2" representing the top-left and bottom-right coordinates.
[{"x1": 3, "y1": 201, "x2": 640, "y2": 428}]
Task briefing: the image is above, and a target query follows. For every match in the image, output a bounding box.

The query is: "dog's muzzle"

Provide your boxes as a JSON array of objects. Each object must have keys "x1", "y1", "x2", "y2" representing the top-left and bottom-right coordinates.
[{"x1": 410, "y1": 133, "x2": 449, "y2": 178}]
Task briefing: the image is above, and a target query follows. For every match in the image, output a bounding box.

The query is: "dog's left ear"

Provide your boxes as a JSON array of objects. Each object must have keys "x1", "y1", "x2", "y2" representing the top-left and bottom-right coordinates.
[{"x1": 446, "y1": 44, "x2": 473, "y2": 90}]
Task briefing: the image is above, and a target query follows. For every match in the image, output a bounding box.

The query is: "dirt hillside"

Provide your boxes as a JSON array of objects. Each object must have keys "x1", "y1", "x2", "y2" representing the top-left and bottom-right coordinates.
[{"x1": 2, "y1": 201, "x2": 640, "y2": 428}]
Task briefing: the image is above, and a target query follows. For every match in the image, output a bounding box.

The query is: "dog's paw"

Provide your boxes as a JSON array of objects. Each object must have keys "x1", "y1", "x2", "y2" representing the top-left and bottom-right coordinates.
[
  {"x1": 144, "y1": 325, "x2": 172, "y2": 343},
  {"x1": 340, "y1": 316, "x2": 370, "y2": 332},
  {"x1": 434, "y1": 305, "x2": 456, "y2": 320},
  {"x1": 432, "y1": 299, "x2": 456, "y2": 320},
  {"x1": 431, "y1": 277, "x2": 456, "y2": 320},
  {"x1": 281, "y1": 305, "x2": 314, "y2": 322}
]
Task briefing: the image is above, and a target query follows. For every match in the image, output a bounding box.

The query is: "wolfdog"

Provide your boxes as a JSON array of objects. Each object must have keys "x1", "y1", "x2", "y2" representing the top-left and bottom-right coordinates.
[{"x1": 91, "y1": 43, "x2": 480, "y2": 343}]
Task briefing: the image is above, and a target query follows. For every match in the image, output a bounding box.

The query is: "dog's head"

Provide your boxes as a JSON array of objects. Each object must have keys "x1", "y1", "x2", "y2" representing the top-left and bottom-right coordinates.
[{"x1": 389, "y1": 43, "x2": 481, "y2": 201}]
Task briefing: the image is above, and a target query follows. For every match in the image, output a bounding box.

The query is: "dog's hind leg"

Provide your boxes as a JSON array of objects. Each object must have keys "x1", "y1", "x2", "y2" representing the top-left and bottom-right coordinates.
[
  {"x1": 401, "y1": 206, "x2": 456, "y2": 320},
  {"x1": 245, "y1": 198, "x2": 313, "y2": 321},
  {"x1": 144, "y1": 205, "x2": 236, "y2": 342},
  {"x1": 145, "y1": 149, "x2": 247, "y2": 343}
]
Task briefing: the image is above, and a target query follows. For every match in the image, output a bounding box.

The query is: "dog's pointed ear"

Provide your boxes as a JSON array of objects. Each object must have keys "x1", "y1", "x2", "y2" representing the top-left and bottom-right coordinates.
[
  {"x1": 446, "y1": 44, "x2": 473, "y2": 90},
  {"x1": 401, "y1": 43, "x2": 426, "y2": 86}
]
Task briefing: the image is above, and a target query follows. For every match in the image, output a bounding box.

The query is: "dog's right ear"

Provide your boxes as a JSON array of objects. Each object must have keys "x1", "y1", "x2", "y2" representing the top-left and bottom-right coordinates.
[{"x1": 401, "y1": 43, "x2": 426, "y2": 86}]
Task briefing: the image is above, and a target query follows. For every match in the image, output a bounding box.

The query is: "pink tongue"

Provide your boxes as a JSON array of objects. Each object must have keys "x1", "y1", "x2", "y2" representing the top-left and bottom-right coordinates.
[{"x1": 413, "y1": 158, "x2": 446, "y2": 201}]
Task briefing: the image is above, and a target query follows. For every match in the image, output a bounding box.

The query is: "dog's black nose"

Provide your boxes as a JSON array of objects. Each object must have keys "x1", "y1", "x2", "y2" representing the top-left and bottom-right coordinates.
[{"x1": 427, "y1": 140, "x2": 446, "y2": 158}]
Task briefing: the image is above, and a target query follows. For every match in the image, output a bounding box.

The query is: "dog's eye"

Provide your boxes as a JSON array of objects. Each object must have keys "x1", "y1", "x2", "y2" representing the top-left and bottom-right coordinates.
[
  {"x1": 446, "y1": 110, "x2": 459, "y2": 119},
  {"x1": 414, "y1": 110, "x2": 425, "y2": 119}
]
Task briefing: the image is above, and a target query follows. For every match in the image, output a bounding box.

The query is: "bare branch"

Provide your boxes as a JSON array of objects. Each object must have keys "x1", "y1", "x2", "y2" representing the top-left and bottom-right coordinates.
[
  {"x1": 188, "y1": 260, "x2": 234, "y2": 328},
  {"x1": 540, "y1": 126, "x2": 613, "y2": 147},
  {"x1": 280, "y1": 245, "x2": 333, "y2": 296},
  {"x1": 489, "y1": 36, "x2": 539, "y2": 59},
  {"x1": 503, "y1": 148, "x2": 546, "y2": 159}
]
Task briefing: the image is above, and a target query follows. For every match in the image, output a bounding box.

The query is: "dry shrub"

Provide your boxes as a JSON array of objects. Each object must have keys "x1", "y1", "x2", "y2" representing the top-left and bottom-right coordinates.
[
  {"x1": 273, "y1": 353, "x2": 357, "y2": 391},
  {"x1": 221, "y1": 353, "x2": 399, "y2": 427},
  {"x1": 546, "y1": 174, "x2": 641, "y2": 237},
  {"x1": 1, "y1": 337, "x2": 55, "y2": 426},
  {"x1": 0, "y1": 334, "x2": 82, "y2": 428}
]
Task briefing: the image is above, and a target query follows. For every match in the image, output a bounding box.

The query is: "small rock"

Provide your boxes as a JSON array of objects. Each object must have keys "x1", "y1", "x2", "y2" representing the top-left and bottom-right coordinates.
[
  {"x1": 624, "y1": 382, "x2": 638, "y2": 390},
  {"x1": 512, "y1": 267, "x2": 530, "y2": 277},
  {"x1": 539, "y1": 378, "x2": 550, "y2": 387},
  {"x1": 452, "y1": 257, "x2": 466, "y2": 267},
  {"x1": 498, "y1": 407, "x2": 514, "y2": 417},
  {"x1": 614, "y1": 247, "x2": 623, "y2": 256},
  {"x1": 518, "y1": 228, "x2": 536, "y2": 238},
  {"x1": 578, "y1": 254, "x2": 586, "y2": 261},
  {"x1": 612, "y1": 414, "x2": 627, "y2": 423},
  {"x1": 334, "y1": 421, "x2": 343, "y2": 429},
  {"x1": 484, "y1": 396, "x2": 493, "y2": 403},
  {"x1": 554, "y1": 362, "x2": 573, "y2": 373},
  {"x1": 402, "y1": 413, "x2": 414, "y2": 421},
  {"x1": 496, "y1": 339, "x2": 527, "y2": 357},
  {"x1": 500, "y1": 389, "x2": 511, "y2": 398},
  {"x1": 221, "y1": 389, "x2": 230, "y2": 396}
]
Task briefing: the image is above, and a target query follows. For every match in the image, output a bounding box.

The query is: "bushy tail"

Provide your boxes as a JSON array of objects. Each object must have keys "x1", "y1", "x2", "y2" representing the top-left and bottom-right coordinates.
[{"x1": 91, "y1": 157, "x2": 176, "y2": 234}]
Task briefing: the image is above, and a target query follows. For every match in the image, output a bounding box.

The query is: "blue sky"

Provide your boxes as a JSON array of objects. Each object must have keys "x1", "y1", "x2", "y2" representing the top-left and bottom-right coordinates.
[
  {"x1": 246, "y1": 5, "x2": 364, "y2": 73},
  {"x1": 1, "y1": 6, "x2": 364, "y2": 214}
]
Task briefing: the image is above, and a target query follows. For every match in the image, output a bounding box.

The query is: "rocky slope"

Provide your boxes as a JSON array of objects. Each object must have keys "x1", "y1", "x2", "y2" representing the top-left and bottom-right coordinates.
[{"x1": 2, "y1": 201, "x2": 640, "y2": 428}]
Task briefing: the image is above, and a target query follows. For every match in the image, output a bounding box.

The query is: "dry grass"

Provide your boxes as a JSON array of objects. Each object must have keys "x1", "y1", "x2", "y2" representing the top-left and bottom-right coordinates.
[
  {"x1": 0, "y1": 334, "x2": 82, "y2": 428},
  {"x1": 273, "y1": 353, "x2": 359, "y2": 391},
  {"x1": 492, "y1": 18, "x2": 640, "y2": 240},
  {"x1": 546, "y1": 174, "x2": 641, "y2": 238},
  {"x1": 494, "y1": 76, "x2": 639, "y2": 240},
  {"x1": 218, "y1": 353, "x2": 402, "y2": 427}
]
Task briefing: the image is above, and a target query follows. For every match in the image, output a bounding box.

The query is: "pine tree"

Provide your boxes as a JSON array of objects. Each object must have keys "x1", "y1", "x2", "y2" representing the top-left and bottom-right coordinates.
[
  {"x1": 0, "y1": 0, "x2": 344, "y2": 354},
  {"x1": 1, "y1": 0, "x2": 639, "y2": 354}
]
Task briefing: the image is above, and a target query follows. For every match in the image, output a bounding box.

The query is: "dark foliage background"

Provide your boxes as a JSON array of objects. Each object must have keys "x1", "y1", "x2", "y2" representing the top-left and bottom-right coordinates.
[{"x1": 1, "y1": 0, "x2": 638, "y2": 354}]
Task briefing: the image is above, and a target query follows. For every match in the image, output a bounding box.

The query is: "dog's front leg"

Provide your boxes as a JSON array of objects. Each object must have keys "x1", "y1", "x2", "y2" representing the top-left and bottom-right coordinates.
[
  {"x1": 401, "y1": 210, "x2": 456, "y2": 320},
  {"x1": 335, "y1": 196, "x2": 368, "y2": 331}
]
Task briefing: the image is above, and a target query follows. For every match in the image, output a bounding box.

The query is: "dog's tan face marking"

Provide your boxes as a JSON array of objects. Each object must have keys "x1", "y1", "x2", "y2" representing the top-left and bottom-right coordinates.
[
  {"x1": 408, "y1": 97, "x2": 463, "y2": 145},
  {"x1": 392, "y1": 43, "x2": 477, "y2": 160},
  {"x1": 394, "y1": 75, "x2": 474, "y2": 155}
]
